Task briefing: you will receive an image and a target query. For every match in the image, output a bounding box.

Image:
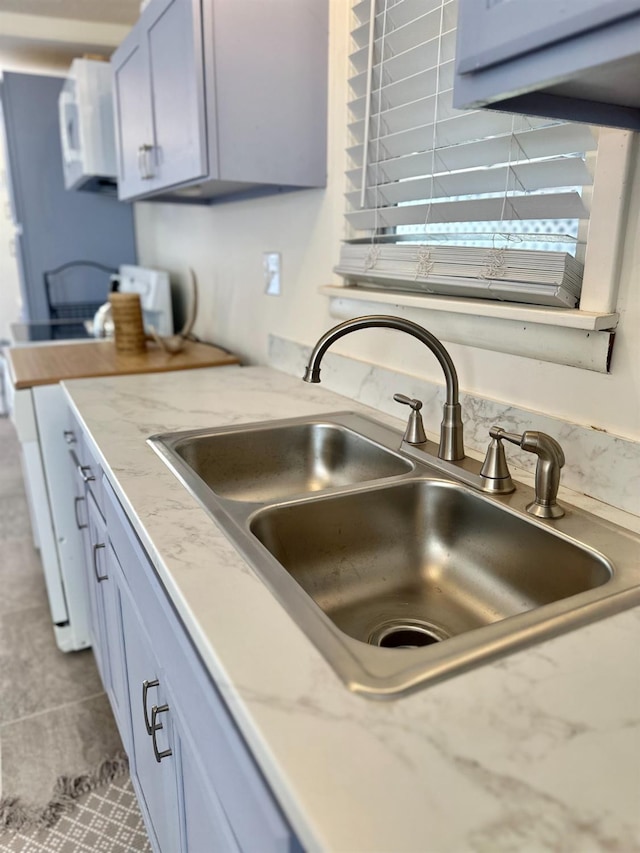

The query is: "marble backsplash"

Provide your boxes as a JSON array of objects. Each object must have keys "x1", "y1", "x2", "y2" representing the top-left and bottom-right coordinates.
[{"x1": 269, "y1": 335, "x2": 640, "y2": 517}]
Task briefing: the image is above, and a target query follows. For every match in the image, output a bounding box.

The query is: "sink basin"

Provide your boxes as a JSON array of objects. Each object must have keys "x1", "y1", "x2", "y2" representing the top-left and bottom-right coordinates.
[
  {"x1": 151, "y1": 417, "x2": 412, "y2": 503},
  {"x1": 149, "y1": 412, "x2": 640, "y2": 698},
  {"x1": 251, "y1": 479, "x2": 612, "y2": 647}
]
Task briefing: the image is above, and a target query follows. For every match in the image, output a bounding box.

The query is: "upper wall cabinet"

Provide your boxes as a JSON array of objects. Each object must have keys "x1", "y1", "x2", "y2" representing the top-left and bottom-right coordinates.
[
  {"x1": 452, "y1": 0, "x2": 640, "y2": 130},
  {"x1": 111, "y1": 0, "x2": 328, "y2": 203}
]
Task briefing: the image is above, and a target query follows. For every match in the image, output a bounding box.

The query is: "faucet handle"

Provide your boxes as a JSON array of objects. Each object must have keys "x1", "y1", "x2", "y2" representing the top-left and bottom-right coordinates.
[
  {"x1": 489, "y1": 426, "x2": 523, "y2": 447},
  {"x1": 393, "y1": 394, "x2": 427, "y2": 445},
  {"x1": 393, "y1": 393, "x2": 422, "y2": 411},
  {"x1": 480, "y1": 427, "x2": 515, "y2": 494}
]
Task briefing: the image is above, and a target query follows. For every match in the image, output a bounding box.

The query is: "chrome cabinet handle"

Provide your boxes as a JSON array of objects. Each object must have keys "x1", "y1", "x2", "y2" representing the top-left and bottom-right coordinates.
[
  {"x1": 138, "y1": 143, "x2": 154, "y2": 180},
  {"x1": 142, "y1": 679, "x2": 159, "y2": 735},
  {"x1": 74, "y1": 496, "x2": 88, "y2": 530},
  {"x1": 68, "y1": 448, "x2": 95, "y2": 484},
  {"x1": 80, "y1": 465, "x2": 95, "y2": 483},
  {"x1": 151, "y1": 704, "x2": 172, "y2": 763},
  {"x1": 92, "y1": 543, "x2": 107, "y2": 582},
  {"x1": 63, "y1": 430, "x2": 76, "y2": 444}
]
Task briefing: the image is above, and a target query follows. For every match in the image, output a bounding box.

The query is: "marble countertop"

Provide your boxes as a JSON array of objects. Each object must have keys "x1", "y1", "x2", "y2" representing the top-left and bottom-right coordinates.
[{"x1": 62, "y1": 365, "x2": 640, "y2": 852}]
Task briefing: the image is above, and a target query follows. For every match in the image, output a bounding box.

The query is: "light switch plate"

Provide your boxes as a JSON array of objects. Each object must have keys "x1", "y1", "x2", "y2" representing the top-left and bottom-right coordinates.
[{"x1": 264, "y1": 252, "x2": 281, "y2": 296}]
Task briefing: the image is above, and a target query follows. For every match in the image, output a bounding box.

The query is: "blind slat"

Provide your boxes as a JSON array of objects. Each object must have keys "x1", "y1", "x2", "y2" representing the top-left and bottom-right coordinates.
[
  {"x1": 349, "y1": 30, "x2": 457, "y2": 96},
  {"x1": 346, "y1": 157, "x2": 593, "y2": 208},
  {"x1": 350, "y1": 3, "x2": 457, "y2": 70},
  {"x1": 353, "y1": 0, "x2": 455, "y2": 33},
  {"x1": 346, "y1": 124, "x2": 597, "y2": 185},
  {"x1": 345, "y1": 192, "x2": 589, "y2": 231},
  {"x1": 349, "y1": 62, "x2": 455, "y2": 121},
  {"x1": 348, "y1": 112, "x2": 553, "y2": 164},
  {"x1": 349, "y1": 90, "x2": 460, "y2": 141}
]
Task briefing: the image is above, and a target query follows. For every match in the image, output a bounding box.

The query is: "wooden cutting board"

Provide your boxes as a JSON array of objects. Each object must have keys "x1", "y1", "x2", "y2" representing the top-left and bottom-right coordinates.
[{"x1": 7, "y1": 340, "x2": 240, "y2": 390}]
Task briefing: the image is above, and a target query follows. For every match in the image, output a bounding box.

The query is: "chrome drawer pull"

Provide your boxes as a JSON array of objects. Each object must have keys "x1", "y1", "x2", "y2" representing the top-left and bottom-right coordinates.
[
  {"x1": 74, "y1": 496, "x2": 88, "y2": 530},
  {"x1": 151, "y1": 704, "x2": 172, "y2": 763},
  {"x1": 92, "y1": 543, "x2": 107, "y2": 582},
  {"x1": 63, "y1": 430, "x2": 76, "y2": 444},
  {"x1": 142, "y1": 679, "x2": 159, "y2": 734},
  {"x1": 80, "y1": 465, "x2": 95, "y2": 483}
]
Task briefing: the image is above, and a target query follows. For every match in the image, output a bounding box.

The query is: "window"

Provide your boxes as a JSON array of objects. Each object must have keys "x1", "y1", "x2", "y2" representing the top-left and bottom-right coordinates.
[{"x1": 327, "y1": 0, "x2": 633, "y2": 372}]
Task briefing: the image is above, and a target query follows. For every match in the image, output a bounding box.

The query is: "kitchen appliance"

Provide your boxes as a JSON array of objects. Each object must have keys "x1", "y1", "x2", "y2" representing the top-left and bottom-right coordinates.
[
  {"x1": 58, "y1": 58, "x2": 118, "y2": 192},
  {"x1": 92, "y1": 265, "x2": 173, "y2": 338},
  {"x1": 118, "y1": 265, "x2": 173, "y2": 336}
]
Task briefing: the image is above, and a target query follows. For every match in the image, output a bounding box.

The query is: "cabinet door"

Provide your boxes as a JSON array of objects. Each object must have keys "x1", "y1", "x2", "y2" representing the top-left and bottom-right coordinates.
[
  {"x1": 102, "y1": 544, "x2": 129, "y2": 747},
  {"x1": 69, "y1": 445, "x2": 92, "y2": 631},
  {"x1": 117, "y1": 558, "x2": 181, "y2": 853},
  {"x1": 85, "y1": 492, "x2": 110, "y2": 686},
  {"x1": 104, "y1": 476, "x2": 298, "y2": 853},
  {"x1": 177, "y1": 723, "x2": 240, "y2": 853},
  {"x1": 112, "y1": 32, "x2": 156, "y2": 200},
  {"x1": 146, "y1": 0, "x2": 208, "y2": 189}
]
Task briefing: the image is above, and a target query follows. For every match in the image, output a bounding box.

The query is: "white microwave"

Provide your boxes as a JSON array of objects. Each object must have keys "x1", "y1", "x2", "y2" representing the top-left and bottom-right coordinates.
[{"x1": 58, "y1": 58, "x2": 118, "y2": 193}]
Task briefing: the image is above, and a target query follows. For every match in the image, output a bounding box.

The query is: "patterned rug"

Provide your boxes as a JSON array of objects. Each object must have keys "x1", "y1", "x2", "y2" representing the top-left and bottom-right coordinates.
[
  {"x1": 0, "y1": 752, "x2": 150, "y2": 852},
  {"x1": 0, "y1": 773, "x2": 151, "y2": 853}
]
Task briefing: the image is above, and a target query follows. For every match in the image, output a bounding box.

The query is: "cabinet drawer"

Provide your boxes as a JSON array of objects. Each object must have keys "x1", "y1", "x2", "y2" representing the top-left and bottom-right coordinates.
[{"x1": 104, "y1": 478, "x2": 297, "y2": 853}]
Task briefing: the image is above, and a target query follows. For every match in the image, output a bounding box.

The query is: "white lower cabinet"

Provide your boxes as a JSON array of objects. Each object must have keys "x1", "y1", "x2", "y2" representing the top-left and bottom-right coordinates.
[{"x1": 69, "y1": 407, "x2": 299, "y2": 852}]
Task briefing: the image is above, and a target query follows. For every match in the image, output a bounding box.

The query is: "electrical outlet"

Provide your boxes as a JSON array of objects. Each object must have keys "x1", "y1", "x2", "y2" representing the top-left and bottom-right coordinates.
[{"x1": 263, "y1": 252, "x2": 281, "y2": 296}]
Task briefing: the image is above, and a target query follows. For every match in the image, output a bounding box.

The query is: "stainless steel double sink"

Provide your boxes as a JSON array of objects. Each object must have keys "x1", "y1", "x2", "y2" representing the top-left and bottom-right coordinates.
[{"x1": 149, "y1": 412, "x2": 640, "y2": 699}]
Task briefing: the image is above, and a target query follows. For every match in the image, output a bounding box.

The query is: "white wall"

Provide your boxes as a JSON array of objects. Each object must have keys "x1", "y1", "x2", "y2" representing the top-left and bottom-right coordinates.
[{"x1": 135, "y1": 0, "x2": 640, "y2": 443}]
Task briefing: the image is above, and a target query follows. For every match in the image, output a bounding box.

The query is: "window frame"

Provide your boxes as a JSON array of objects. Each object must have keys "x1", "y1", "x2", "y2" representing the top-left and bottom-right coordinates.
[{"x1": 324, "y1": 1, "x2": 636, "y2": 373}]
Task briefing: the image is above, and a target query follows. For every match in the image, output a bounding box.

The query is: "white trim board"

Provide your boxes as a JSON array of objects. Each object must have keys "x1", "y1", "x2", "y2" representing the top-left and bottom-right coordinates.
[{"x1": 321, "y1": 287, "x2": 615, "y2": 372}]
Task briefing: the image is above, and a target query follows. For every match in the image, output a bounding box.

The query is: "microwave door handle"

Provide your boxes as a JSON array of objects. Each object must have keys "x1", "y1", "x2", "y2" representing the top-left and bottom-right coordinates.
[{"x1": 59, "y1": 90, "x2": 80, "y2": 166}]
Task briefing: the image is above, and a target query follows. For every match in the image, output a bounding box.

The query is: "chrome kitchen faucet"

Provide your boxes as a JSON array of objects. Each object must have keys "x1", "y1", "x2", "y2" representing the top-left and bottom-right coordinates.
[
  {"x1": 303, "y1": 315, "x2": 566, "y2": 516},
  {"x1": 303, "y1": 315, "x2": 465, "y2": 461}
]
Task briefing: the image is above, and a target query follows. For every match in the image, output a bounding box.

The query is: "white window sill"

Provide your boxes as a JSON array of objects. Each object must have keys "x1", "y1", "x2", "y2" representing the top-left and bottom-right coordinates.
[
  {"x1": 320, "y1": 285, "x2": 618, "y2": 373},
  {"x1": 320, "y1": 285, "x2": 618, "y2": 330}
]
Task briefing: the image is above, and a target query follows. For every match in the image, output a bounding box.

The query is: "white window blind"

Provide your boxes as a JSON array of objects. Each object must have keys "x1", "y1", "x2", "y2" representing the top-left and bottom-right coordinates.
[{"x1": 338, "y1": 0, "x2": 600, "y2": 308}]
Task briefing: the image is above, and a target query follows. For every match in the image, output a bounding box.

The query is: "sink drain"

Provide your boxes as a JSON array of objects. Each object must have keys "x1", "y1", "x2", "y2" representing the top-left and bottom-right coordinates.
[{"x1": 369, "y1": 619, "x2": 449, "y2": 650}]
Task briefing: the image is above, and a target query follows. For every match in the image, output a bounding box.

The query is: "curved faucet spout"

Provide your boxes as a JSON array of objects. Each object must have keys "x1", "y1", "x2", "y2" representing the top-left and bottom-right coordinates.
[{"x1": 302, "y1": 315, "x2": 465, "y2": 461}]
